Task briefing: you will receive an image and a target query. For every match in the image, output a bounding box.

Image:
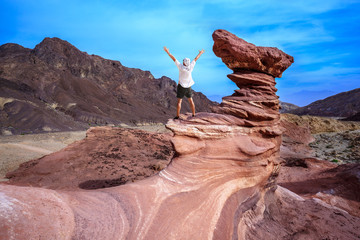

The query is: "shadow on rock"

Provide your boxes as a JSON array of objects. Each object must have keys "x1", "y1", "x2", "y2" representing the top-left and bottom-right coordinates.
[{"x1": 79, "y1": 176, "x2": 127, "y2": 190}]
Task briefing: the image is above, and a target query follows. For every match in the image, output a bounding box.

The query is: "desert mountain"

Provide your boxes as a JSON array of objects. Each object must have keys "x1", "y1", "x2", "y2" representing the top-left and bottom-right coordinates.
[
  {"x1": 287, "y1": 88, "x2": 360, "y2": 117},
  {"x1": 0, "y1": 38, "x2": 216, "y2": 135}
]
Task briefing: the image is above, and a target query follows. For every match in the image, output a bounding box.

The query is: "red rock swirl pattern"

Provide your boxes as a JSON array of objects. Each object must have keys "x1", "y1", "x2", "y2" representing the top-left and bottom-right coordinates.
[{"x1": 0, "y1": 29, "x2": 293, "y2": 239}]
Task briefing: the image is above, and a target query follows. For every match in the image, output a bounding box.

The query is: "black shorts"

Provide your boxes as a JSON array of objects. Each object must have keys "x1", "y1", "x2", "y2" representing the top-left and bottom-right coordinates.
[{"x1": 177, "y1": 84, "x2": 193, "y2": 98}]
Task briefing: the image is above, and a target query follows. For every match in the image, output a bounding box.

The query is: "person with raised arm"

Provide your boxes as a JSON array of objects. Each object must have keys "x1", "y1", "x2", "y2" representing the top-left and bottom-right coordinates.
[{"x1": 164, "y1": 46, "x2": 205, "y2": 119}]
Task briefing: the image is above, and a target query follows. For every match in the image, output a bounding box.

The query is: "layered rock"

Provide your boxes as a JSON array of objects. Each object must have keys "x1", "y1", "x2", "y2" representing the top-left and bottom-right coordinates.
[
  {"x1": 2, "y1": 30, "x2": 359, "y2": 239},
  {"x1": 0, "y1": 29, "x2": 290, "y2": 239}
]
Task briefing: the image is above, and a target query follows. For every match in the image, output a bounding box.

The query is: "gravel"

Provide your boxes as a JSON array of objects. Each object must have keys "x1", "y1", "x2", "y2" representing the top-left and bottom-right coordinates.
[{"x1": 310, "y1": 130, "x2": 360, "y2": 164}]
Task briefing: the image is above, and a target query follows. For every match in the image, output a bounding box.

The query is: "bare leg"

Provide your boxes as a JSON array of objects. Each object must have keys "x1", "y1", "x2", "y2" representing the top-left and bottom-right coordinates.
[
  {"x1": 177, "y1": 98, "x2": 182, "y2": 117},
  {"x1": 188, "y1": 98, "x2": 195, "y2": 116}
]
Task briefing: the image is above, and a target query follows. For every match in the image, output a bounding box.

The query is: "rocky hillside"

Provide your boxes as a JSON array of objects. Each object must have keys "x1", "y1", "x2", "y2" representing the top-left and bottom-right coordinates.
[
  {"x1": 0, "y1": 38, "x2": 216, "y2": 135},
  {"x1": 288, "y1": 88, "x2": 360, "y2": 117},
  {"x1": 279, "y1": 101, "x2": 299, "y2": 113}
]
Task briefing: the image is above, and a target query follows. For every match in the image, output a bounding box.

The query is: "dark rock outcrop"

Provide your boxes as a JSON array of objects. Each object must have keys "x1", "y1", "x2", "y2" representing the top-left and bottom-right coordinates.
[
  {"x1": 0, "y1": 38, "x2": 216, "y2": 135},
  {"x1": 289, "y1": 88, "x2": 360, "y2": 117},
  {"x1": 343, "y1": 111, "x2": 360, "y2": 121}
]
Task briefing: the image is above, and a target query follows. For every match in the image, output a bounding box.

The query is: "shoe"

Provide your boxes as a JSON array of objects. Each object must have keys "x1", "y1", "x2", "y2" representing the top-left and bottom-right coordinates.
[
  {"x1": 192, "y1": 114, "x2": 195, "y2": 117},
  {"x1": 174, "y1": 116, "x2": 179, "y2": 119}
]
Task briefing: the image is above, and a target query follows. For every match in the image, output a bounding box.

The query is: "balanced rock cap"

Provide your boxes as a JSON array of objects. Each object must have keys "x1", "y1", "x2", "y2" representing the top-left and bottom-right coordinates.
[{"x1": 212, "y1": 29, "x2": 294, "y2": 78}]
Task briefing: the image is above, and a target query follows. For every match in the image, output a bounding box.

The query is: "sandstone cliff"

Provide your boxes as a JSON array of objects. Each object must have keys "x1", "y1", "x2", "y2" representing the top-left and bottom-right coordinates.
[{"x1": 0, "y1": 38, "x2": 215, "y2": 135}]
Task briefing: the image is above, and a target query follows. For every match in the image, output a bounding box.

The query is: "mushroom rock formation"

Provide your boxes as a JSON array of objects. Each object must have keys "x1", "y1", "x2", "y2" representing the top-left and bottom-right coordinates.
[
  {"x1": 212, "y1": 29, "x2": 294, "y2": 78},
  {"x1": 4, "y1": 30, "x2": 351, "y2": 239},
  {"x1": 161, "y1": 29, "x2": 292, "y2": 237}
]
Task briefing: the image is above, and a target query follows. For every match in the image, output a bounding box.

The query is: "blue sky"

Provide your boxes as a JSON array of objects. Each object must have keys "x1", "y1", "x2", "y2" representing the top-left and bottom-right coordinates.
[{"x1": 1, "y1": 0, "x2": 359, "y2": 106}]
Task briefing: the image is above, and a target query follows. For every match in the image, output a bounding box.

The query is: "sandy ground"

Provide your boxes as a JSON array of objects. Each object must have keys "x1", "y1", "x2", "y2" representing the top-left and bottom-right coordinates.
[{"x1": 0, "y1": 124, "x2": 170, "y2": 180}]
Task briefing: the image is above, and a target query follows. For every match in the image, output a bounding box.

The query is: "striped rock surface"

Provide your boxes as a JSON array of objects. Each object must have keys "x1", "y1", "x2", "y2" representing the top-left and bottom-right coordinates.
[{"x1": 1, "y1": 30, "x2": 293, "y2": 239}]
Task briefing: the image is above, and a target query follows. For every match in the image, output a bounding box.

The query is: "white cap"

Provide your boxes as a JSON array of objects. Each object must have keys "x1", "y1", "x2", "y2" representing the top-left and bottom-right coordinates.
[{"x1": 183, "y1": 58, "x2": 190, "y2": 66}]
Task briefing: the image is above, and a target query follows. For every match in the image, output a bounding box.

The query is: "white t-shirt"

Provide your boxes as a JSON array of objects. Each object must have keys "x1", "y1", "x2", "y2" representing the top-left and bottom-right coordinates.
[{"x1": 175, "y1": 59, "x2": 196, "y2": 88}]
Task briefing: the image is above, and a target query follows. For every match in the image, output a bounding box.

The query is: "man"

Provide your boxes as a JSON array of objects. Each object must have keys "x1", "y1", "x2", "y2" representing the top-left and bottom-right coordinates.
[{"x1": 164, "y1": 46, "x2": 205, "y2": 119}]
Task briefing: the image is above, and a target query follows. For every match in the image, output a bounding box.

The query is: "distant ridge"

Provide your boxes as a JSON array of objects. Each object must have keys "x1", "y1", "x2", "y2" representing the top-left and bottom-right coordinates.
[
  {"x1": 279, "y1": 101, "x2": 299, "y2": 113},
  {"x1": 0, "y1": 38, "x2": 216, "y2": 134},
  {"x1": 287, "y1": 88, "x2": 360, "y2": 118}
]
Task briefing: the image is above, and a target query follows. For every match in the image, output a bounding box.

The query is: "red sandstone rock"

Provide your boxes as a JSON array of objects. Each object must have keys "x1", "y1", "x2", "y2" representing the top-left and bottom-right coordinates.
[
  {"x1": 245, "y1": 184, "x2": 360, "y2": 239},
  {"x1": 278, "y1": 160, "x2": 360, "y2": 218},
  {"x1": 6, "y1": 127, "x2": 174, "y2": 190},
  {"x1": 280, "y1": 116, "x2": 315, "y2": 166},
  {"x1": 1, "y1": 30, "x2": 359, "y2": 240},
  {"x1": 213, "y1": 29, "x2": 294, "y2": 78}
]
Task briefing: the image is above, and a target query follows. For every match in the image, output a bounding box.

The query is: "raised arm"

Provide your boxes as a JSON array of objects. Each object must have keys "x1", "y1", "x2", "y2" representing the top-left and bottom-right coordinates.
[
  {"x1": 194, "y1": 49, "x2": 205, "y2": 62},
  {"x1": 164, "y1": 46, "x2": 176, "y2": 62}
]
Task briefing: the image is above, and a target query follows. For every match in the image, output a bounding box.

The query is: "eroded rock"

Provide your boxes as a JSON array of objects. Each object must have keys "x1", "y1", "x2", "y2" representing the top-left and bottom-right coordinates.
[
  {"x1": 1, "y1": 30, "x2": 359, "y2": 240},
  {"x1": 212, "y1": 29, "x2": 294, "y2": 78},
  {"x1": 6, "y1": 127, "x2": 174, "y2": 190}
]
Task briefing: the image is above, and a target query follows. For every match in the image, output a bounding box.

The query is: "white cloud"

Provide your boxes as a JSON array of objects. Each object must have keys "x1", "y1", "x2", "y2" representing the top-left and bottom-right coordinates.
[
  {"x1": 244, "y1": 25, "x2": 335, "y2": 49},
  {"x1": 295, "y1": 52, "x2": 351, "y2": 65},
  {"x1": 286, "y1": 66, "x2": 360, "y2": 83}
]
